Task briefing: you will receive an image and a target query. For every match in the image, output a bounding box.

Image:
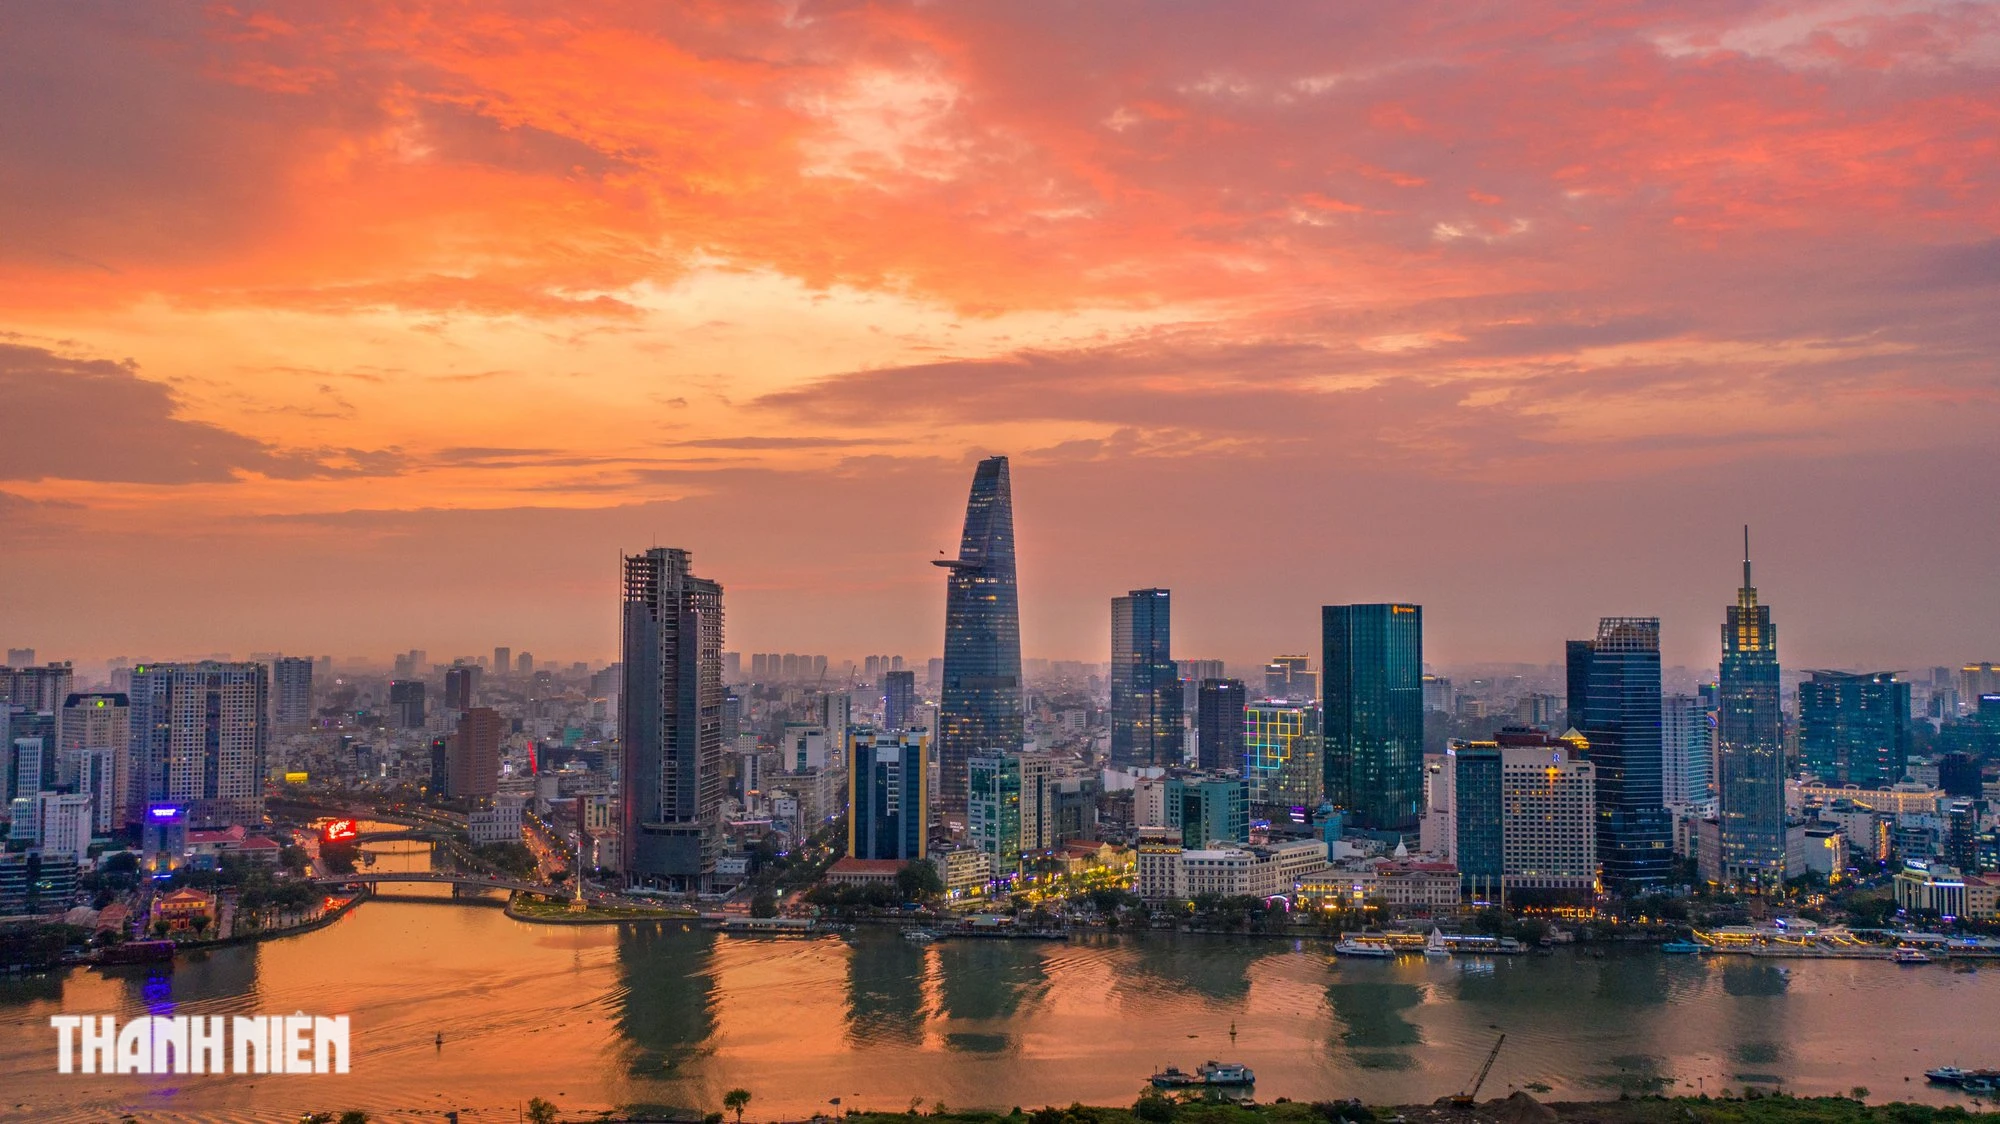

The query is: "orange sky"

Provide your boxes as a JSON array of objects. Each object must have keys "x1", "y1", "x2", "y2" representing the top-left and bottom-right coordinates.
[{"x1": 2, "y1": 1, "x2": 1997, "y2": 670}]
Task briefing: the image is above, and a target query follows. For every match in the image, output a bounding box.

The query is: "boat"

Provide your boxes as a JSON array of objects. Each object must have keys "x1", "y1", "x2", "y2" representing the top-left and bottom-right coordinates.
[
  {"x1": 1150, "y1": 1065, "x2": 1201, "y2": 1088},
  {"x1": 1334, "y1": 938, "x2": 1398, "y2": 958},
  {"x1": 1662, "y1": 939, "x2": 1705, "y2": 955},
  {"x1": 1198, "y1": 1060, "x2": 1256, "y2": 1087},
  {"x1": 1965, "y1": 1077, "x2": 2000, "y2": 1096},
  {"x1": 1425, "y1": 930, "x2": 1452, "y2": 959},
  {"x1": 1894, "y1": 945, "x2": 1933, "y2": 965},
  {"x1": 1926, "y1": 1066, "x2": 1972, "y2": 1085},
  {"x1": 902, "y1": 929, "x2": 937, "y2": 943}
]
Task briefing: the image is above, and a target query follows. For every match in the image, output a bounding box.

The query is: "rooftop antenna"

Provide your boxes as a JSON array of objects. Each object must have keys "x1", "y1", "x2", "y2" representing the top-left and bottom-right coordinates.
[{"x1": 1742, "y1": 524, "x2": 1752, "y2": 590}]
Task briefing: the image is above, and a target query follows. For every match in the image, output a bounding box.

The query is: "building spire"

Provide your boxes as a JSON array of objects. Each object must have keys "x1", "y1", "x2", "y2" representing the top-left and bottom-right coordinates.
[{"x1": 1742, "y1": 524, "x2": 1752, "y2": 591}]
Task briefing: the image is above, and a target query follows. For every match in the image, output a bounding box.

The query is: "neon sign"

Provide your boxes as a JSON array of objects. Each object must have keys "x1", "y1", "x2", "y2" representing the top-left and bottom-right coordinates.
[{"x1": 322, "y1": 819, "x2": 359, "y2": 843}]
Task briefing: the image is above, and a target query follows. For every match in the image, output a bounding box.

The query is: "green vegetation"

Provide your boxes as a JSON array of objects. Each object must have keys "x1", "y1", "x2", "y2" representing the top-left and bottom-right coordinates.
[
  {"x1": 470, "y1": 841, "x2": 538, "y2": 877},
  {"x1": 830, "y1": 1098, "x2": 2000, "y2": 1124},
  {"x1": 725, "y1": 1088, "x2": 753, "y2": 1123},
  {"x1": 526, "y1": 1097, "x2": 559, "y2": 1124},
  {"x1": 0, "y1": 922, "x2": 88, "y2": 970}
]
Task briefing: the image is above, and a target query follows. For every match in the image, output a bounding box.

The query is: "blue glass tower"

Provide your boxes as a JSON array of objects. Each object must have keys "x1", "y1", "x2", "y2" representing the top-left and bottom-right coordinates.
[
  {"x1": 1799, "y1": 671, "x2": 1910, "y2": 786},
  {"x1": 934, "y1": 456, "x2": 1023, "y2": 815},
  {"x1": 1568, "y1": 617, "x2": 1673, "y2": 892},
  {"x1": 1718, "y1": 528, "x2": 1785, "y2": 890},
  {"x1": 1322, "y1": 603, "x2": 1424, "y2": 835},
  {"x1": 1111, "y1": 588, "x2": 1180, "y2": 769}
]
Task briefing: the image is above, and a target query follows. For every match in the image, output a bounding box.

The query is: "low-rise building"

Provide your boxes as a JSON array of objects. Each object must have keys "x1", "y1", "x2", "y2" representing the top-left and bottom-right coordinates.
[
  {"x1": 1893, "y1": 861, "x2": 1999, "y2": 920},
  {"x1": 468, "y1": 792, "x2": 526, "y2": 847},
  {"x1": 823, "y1": 856, "x2": 902, "y2": 887},
  {"x1": 929, "y1": 846, "x2": 993, "y2": 899},
  {"x1": 1298, "y1": 858, "x2": 1463, "y2": 912},
  {"x1": 1146, "y1": 839, "x2": 1328, "y2": 902}
]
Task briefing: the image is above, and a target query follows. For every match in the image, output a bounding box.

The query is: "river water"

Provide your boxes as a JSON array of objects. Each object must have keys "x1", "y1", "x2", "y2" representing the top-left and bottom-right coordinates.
[{"x1": 2, "y1": 836, "x2": 1993, "y2": 1122}]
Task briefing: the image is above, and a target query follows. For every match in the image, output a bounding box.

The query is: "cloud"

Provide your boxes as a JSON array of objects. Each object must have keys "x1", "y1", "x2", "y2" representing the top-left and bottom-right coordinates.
[{"x1": 0, "y1": 343, "x2": 397, "y2": 483}]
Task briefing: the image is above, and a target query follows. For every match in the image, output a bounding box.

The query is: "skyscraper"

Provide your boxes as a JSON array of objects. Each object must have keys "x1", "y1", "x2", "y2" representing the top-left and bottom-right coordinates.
[
  {"x1": 1264, "y1": 655, "x2": 1313, "y2": 701},
  {"x1": 1454, "y1": 743, "x2": 1504, "y2": 897},
  {"x1": 620, "y1": 547, "x2": 726, "y2": 890},
  {"x1": 882, "y1": 669, "x2": 917, "y2": 730},
  {"x1": 934, "y1": 456, "x2": 1023, "y2": 815},
  {"x1": 448, "y1": 707, "x2": 503, "y2": 801},
  {"x1": 494, "y1": 646, "x2": 511, "y2": 676},
  {"x1": 1244, "y1": 700, "x2": 1321, "y2": 808},
  {"x1": 969, "y1": 750, "x2": 1052, "y2": 876},
  {"x1": 60, "y1": 692, "x2": 129, "y2": 832},
  {"x1": 273, "y1": 656, "x2": 314, "y2": 731},
  {"x1": 1322, "y1": 603, "x2": 1424, "y2": 835},
  {"x1": 1567, "y1": 618, "x2": 1673, "y2": 892},
  {"x1": 2, "y1": 662, "x2": 74, "y2": 719},
  {"x1": 387, "y1": 679, "x2": 426, "y2": 728},
  {"x1": 1661, "y1": 694, "x2": 1715, "y2": 810},
  {"x1": 848, "y1": 728, "x2": 929, "y2": 862},
  {"x1": 1799, "y1": 672, "x2": 1911, "y2": 786},
  {"x1": 1195, "y1": 678, "x2": 1248, "y2": 771},
  {"x1": 1717, "y1": 529, "x2": 1785, "y2": 890},
  {"x1": 1111, "y1": 588, "x2": 1180, "y2": 769},
  {"x1": 443, "y1": 664, "x2": 479, "y2": 711},
  {"x1": 128, "y1": 662, "x2": 270, "y2": 827}
]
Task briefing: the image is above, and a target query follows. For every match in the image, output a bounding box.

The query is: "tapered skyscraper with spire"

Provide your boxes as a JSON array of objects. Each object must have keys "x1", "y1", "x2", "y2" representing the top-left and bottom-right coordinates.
[
  {"x1": 934, "y1": 456, "x2": 1023, "y2": 816},
  {"x1": 1717, "y1": 527, "x2": 1785, "y2": 890}
]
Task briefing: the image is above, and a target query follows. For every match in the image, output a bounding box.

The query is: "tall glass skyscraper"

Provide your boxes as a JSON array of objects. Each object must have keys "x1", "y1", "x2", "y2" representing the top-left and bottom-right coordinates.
[
  {"x1": 1717, "y1": 529, "x2": 1785, "y2": 890},
  {"x1": 1799, "y1": 671, "x2": 1911, "y2": 786},
  {"x1": 1322, "y1": 603, "x2": 1424, "y2": 835},
  {"x1": 1195, "y1": 678, "x2": 1248, "y2": 771},
  {"x1": 934, "y1": 456, "x2": 1023, "y2": 815},
  {"x1": 1567, "y1": 617, "x2": 1673, "y2": 891},
  {"x1": 1111, "y1": 588, "x2": 1180, "y2": 769},
  {"x1": 620, "y1": 547, "x2": 725, "y2": 890}
]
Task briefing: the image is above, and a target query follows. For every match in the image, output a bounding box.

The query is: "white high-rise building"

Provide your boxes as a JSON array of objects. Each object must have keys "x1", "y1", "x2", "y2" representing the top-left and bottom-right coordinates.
[
  {"x1": 1500, "y1": 744, "x2": 1596, "y2": 892},
  {"x1": 34, "y1": 791, "x2": 94, "y2": 863},
  {"x1": 61, "y1": 692, "x2": 130, "y2": 830},
  {"x1": 1662, "y1": 693, "x2": 1716, "y2": 811},
  {"x1": 128, "y1": 662, "x2": 270, "y2": 827}
]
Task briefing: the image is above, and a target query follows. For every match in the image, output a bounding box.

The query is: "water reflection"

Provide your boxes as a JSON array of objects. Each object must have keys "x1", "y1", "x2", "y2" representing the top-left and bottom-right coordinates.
[
  {"x1": 846, "y1": 934, "x2": 929, "y2": 1046},
  {"x1": 614, "y1": 925, "x2": 717, "y2": 1077}
]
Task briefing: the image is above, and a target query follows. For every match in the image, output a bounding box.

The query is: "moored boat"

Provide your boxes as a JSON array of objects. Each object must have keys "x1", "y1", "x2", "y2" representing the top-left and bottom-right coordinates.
[
  {"x1": 1334, "y1": 938, "x2": 1398, "y2": 958},
  {"x1": 1198, "y1": 1060, "x2": 1255, "y2": 1086},
  {"x1": 1662, "y1": 939, "x2": 1705, "y2": 955},
  {"x1": 1425, "y1": 929, "x2": 1451, "y2": 958},
  {"x1": 1894, "y1": 945, "x2": 1933, "y2": 964}
]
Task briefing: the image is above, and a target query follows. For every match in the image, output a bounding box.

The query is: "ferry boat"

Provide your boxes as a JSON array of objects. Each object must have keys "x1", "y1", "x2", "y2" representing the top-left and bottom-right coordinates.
[
  {"x1": 902, "y1": 929, "x2": 938, "y2": 944},
  {"x1": 1150, "y1": 1065, "x2": 1201, "y2": 1088},
  {"x1": 1893, "y1": 945, "x2": 1933, "y2": 965},
  {"x1": 1661, "y1": 939, "x2": 1705, "y2": 955},
  {"x1": 1926, "y1": 1066, "x2": 1976, "y2": 1085},
  {"x1": 1425, "y1": 930, "x2": 1452, "y2": 958},
  {"x1": 1334, "y1": 938, "x2": 1398, "y2": 958},
  {"x1": 1198, "y1": 1060, "x2": 1256, "y2": 1087}
]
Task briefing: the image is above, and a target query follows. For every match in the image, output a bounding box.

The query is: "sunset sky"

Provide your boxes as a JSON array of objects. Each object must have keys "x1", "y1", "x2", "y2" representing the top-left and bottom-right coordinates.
[{"x1": 3, "y1": 1, "x2": 1996, "y2": 671}]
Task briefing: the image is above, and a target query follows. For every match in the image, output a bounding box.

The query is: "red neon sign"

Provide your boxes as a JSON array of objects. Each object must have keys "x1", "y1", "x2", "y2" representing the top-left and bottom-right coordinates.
[{"x1": 323, "y1": 818, "x2": 359, "y2": 843}]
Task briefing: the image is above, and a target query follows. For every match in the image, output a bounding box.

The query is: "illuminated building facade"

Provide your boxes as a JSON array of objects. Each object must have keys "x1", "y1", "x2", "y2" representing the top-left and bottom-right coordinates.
[
  {"x1": 1195, "y1": 678, "x2": 1247, "y2": 771},
  {"x1": 127, "y1": 662, "x2": 270, "y2": 828},
  {"x1": 620, "y1": 547, "x2": 725, "y2": 890},
  {"x1": 1244, "y1": 701, "x2": 1321, "y2": 809},
  {"x1": 1322, "y1": 603, "x2": 1424, "y2": 835},
  {"x1": 1111, "y1": 588, "x2": 1180, "y2": 769},
  {"x1": 934, "y1": 456, "x2": 1023, "y2": 815},
  {"x1": 1717, "y1": 529, "x2": 1786, "y2": 890},
  {"x1": 1568, "y1": 618, "x2": 1673, "y2": 891},
  {"x1": 1799, "y1": 671, "x2": 1911, "y2": 787}
]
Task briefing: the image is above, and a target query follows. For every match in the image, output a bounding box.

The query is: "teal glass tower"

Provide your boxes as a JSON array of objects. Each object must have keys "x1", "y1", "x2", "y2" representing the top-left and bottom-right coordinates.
[
  {"x1": 1322, "y1": 603, "x2": 1424, "y2": 834},
  {"x1": 1717, "y1": 528, "x2": 1786, "y2": 891},
  {"x1": 1567, "y1": 617, "x2": 1673, "y2": 892},
  {"x1": 934, "y1": 456, "x2": 1023, "y2": 815},
  {"x1": 1799, "y1": 672, "x2": 1910, "y2": 786}
]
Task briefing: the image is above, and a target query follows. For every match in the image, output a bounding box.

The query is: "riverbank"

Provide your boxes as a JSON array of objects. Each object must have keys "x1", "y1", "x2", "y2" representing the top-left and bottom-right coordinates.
[
  {"x1": 505, "y1": 892, "x2": 699, "y2": 925},
  {"x1": 827, "y1": 1096, "x2": 1993, "y2": 1124}
]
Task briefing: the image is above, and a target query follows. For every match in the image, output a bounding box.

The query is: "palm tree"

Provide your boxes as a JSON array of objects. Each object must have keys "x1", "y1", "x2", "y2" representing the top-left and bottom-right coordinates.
[
  {"x1": 724, "y1": 1088, "x2": 751, "y2": 1123},
  {"x1": 525, "y1": 1097, "x2": 558, "y2": 1124}
]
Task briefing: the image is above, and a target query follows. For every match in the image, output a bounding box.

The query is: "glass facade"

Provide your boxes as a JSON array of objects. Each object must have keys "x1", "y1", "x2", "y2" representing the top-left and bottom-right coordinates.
[
  {"x1": 1195, "y1": 678, "x2": 1247, "y2": 772},
  {"x1": 1244, "y1": 701, "x2": 1321, "y2": 809},
  {"x1": 1110, "y1": 588, "x2": 1181, "y2": 769},
  {"x1": 1167, "y1": 772, "x2": 1249, "y2": 849},
  {"x1": 934, "y1": 457, "x2": 1023, "y2": 814},
  {"x1": 968, "y1": 751, "x2": 1022, "y2": 875},
  {"x1": 1322, "y1": 603, "x2": 1424, "y2": 834},
  {"x1": 848, "y1": 729, "x2": 929, "y2": 862},
  {"x1": 1453, "y1": 743, "x2": 1504, "y2": 888},
  {"x1": 1717, "y1": 532, "x2": 1785, "y2": 890},
  {"x1": 1567, "y1": 617, "x2": 1673, "y2": 892},
  {"x1": 1799, "y1": 672, "x2": 1911, "y2": 786}
]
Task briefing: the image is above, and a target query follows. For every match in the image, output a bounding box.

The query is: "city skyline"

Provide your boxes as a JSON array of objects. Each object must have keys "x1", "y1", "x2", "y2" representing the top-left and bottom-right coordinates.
[{"x1": 2, "y1": 5, "x2": 1997, "y2": 668}]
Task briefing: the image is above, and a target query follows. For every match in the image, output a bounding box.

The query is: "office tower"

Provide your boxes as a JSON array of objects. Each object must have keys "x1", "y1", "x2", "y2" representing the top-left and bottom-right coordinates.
[
  {"x1": 1662, "y1": 694, "x2": 1714, "y2": 809},
  {"x1": 1111, "y1": 588, "x2": 1180, "y2": 769},
  {"x1": 1322, "y1": 604, "x2": 1424, "y2": 835},
  {"x1": 968, "y1": 750, "x2": 1052, "y2": 876},
  {"x1": 1454, "y1": 743, "x2": 1504, "y2": 898},
  {"x1": 1421, "y1": 674, "x2": 1452, "y2": 714},
  {"x1": 1196, "y1": 679, "x2": 1248, "y2": 771},
  {"x1": 445, "y1": 707, "x2": 503, "y2": 801},
  {"x1": 428, "y1": 736, "x2": 450, "y2": 795},
  {"x1": 723, "y1": 651, "x2": 742, "y2": 682},
  {"x1": 819, "y1": 692, "x2": 851, "y2": 766},
  {"x1": 31, "y1": 791, "x2": 94, "y2": 862},
  {"x1": 783, "y1": 724, "x2": 829, "y2": 773},
  {"x1": 493, "y1": 647, "x2": 511, "y2": 677},
  {"x1": 5, "y1": 648, "x2": 34, "y2": 666},
  {"x1": 128, "y1": 662, "x2": 270, "y2": 826},
  {"x1": 1799, "y1": 672, "x2": 1912, "y2": 786},
  {"x1": 848, "y1": 728, "x2": 929, "y2": 862},
  {"x1": 934, "y1": 456, "x2": 1023, "y2": 815},
  {"x1": 517, "y1": 652, "x2": 534, "y2": 675},
  {"x1": 1498, "y1": 730, "x2": 1597, "y2": 894},
  {"x1": 1167, "y1": 772, "x2": 1249, "y2": 849},
  {"x1": 6, "y1": 731, "x2": 49, "y2": 810},
  {"x1": 1180, "y1": 659, "x2": 1225, "y2": 684},
  {"x1": 1567, "y1": 618, "x2": 1673, "y2": 891},
  {"x1": 1939, "y1": 752, "x2": 1983, "y2": 800},
  {"x1": 1264, "y1": 655, "x2": 1313, "y2": 701},
  {"x1": 272, "y1": 656, "x2": 314, "y2": 731},
  {"x1": 750, "y1": 653, "x2": 767, "y2": 679},
  {"x1": 60, "y1": 692, "x2": 128, "y2": 831},
  {"x1": 882, "y1": 670, "x2": 917, "y2": 730},
  {"x1": 1715, "y1": 531, "x2": 1785, "y2": 889},
  {"x1": 620, "y1": 547, "x2": 725, "y2": 889},
  {"x1": 443, "y1": 665, "x2": 479, "y2": 711},
  {"x1": 1244, "y1": 700, "x2": 1320, "y2": 808},
  {"x1": 388, "y1": 679, "x2": 427, "y2": 729},
  {"x1": 1962, "y1": 663, "x2": 2000, "y2": 706},
  {"x1": 720, "y1": 690, "x2": 742, "y2": 745}
]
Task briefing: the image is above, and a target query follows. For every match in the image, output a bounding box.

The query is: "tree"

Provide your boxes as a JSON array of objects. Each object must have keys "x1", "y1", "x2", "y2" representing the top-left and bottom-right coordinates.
[
  {"x1": 724, "y1": 1087, "x2": 752, "y2": 1123},
  {"x1": 896, "y1": 861, "x2": 944, "y2": 902},
  {"x1": 525, "y1": 1097, "x2": 559, "y2": 1124},
  {"x1": 338, "y1": 1112, "x2": 370, "y2": 1124},
  {"x1": 749, "y1": 889, "x2": 779, "y2": 918}
]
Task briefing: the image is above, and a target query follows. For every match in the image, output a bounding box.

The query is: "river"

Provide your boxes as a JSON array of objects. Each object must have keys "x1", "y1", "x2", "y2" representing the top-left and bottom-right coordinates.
[{"x1": 2, "y1": 835, "x2": 1993, "y2": 1122}]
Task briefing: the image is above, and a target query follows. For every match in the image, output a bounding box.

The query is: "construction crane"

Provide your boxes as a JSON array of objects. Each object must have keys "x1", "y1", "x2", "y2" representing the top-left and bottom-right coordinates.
[{"x1": 1450, "y1": 1033, "x2": 1506, "y2": 1107}]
